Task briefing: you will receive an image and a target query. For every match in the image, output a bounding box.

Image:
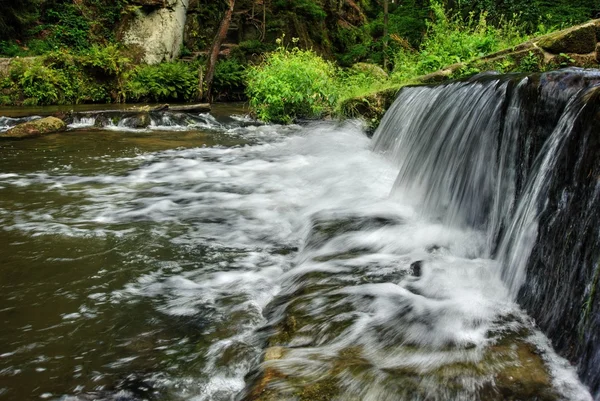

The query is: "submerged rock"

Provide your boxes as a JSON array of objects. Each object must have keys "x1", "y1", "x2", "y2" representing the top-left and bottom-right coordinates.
[{"x1": 0, "y1": 116, "x2": 66, "y2": 139}]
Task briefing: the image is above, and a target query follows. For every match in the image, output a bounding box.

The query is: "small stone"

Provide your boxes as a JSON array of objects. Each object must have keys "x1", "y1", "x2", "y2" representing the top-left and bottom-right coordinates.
[{"x1": 264, "y1": 346, "x2": 284, "y2": 361}]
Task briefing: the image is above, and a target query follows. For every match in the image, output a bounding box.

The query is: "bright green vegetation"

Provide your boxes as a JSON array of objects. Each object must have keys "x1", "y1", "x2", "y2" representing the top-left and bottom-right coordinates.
[
  {"x1": 246, "y1": 38, "x2": 339, "y2": 123},
  {"x1": 127, "y1": 62, "x2": 199, "y2": 103}
]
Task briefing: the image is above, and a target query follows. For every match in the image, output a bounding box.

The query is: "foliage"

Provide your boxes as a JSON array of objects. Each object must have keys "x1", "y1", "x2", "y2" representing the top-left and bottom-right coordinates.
[
  {"x1": 246, "y1": 37, "x2": 338, "y2": 123},
  {"x1": 273, "y1": 0, "x2": 326, "y2": 21},
  {"x1": 43, "y1": 2, "x2": 91, "y2": 50},
  {"x1": 336, "y1": 65, "x2": 388, "y2": 102},
  {"x1": 515, "y1": 51, "x2": 542, "y2": 73},
  {"x1": 213, "y1": 59, "x2": 246, "y2": 100},
  {"x1": 448, "y1": 0, "x2": 598, "y2": 33},
  {"x1": 80, "y1": 44, "x2": 130, "y2": 101},
  {"x1": 0, "y1": 0, "x2": 41, "y2": 39},
  {"x1": 0, "y1": 0, "x2": 132, "y2": 54},
  {"x1": 0, "y1": 45, "x2": 134, "y2": 106},
  {"x1": 126, "y1": 62, "x2": 198, "y2": 102},
  {"x1": 392, "y1": 1, "x2": 526, "y2": 81}
]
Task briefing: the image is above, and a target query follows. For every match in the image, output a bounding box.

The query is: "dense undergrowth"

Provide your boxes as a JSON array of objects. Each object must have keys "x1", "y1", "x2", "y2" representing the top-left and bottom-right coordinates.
[
  {"x1": 0, "y1": 0, "x2": 598, "y2": 121},
  {"x1": 0, "y1": 47, "x2": 246, "y2": 106}
]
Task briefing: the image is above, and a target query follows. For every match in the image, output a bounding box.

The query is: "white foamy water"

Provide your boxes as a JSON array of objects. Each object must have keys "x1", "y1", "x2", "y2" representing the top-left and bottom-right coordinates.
[{"x1": 0, "y1": 119, "x2": 592, "y2": 401}]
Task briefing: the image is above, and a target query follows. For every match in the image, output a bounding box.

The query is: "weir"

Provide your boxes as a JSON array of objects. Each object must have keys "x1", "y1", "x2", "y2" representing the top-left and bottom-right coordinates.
[{"x1": 372, "y1": 68, "x2": 600, "y2": 398}]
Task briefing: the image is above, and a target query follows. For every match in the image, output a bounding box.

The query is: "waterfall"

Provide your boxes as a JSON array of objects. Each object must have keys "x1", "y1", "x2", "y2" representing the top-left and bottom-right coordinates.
[{"x1": 371, "y1": 68, "x2": 600, "y2": 398}]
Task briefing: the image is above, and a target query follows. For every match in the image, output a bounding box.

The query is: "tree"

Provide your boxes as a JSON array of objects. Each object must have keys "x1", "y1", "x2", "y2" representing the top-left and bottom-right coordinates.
[{"x1": 200, "y1": 0, "x2": 235, "y2": 102}]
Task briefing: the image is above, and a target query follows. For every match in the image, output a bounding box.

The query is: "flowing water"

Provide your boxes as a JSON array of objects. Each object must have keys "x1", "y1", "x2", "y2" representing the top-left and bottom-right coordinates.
[{"x1": 0, "y1": 84, "x2": 596, "y2": 401}]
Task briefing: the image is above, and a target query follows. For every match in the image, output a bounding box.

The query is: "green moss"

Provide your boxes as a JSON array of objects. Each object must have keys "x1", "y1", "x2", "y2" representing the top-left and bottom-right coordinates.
[
  {"x1": 296, "y1": 377, "x2": 340, "y2": 401},
  {"x1": 1, "y1": 116, "x2": 66, "y2": 139}
]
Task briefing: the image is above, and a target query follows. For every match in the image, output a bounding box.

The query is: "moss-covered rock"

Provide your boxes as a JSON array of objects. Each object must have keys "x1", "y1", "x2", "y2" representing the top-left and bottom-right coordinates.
[
  {"x1": 538, "y1": 21, "x2": 598, "y2": 54},
  {"x1": 1, "y1": 116, "x2": 66, "y2": 139},
  {"x1": 338, "y1": 85, "x2": 403, "y2": 131},
  {"x1": 351, "y1": 63, "x2": 389, "y2": 81}
]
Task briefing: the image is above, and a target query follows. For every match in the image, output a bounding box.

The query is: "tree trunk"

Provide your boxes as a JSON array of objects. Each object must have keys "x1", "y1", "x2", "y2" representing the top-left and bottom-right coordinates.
[{"x1": 202, "y1": 0, "x2": 235, "y2": 102}]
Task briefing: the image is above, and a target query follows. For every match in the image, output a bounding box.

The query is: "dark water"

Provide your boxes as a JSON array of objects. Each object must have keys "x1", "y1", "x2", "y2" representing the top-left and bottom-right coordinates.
[{"x1": 0, "y1": 100, "x2": 594, "y2": 401}]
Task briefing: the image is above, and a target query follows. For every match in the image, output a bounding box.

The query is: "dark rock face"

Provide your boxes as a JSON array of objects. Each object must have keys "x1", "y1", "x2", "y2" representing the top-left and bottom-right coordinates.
[{"x1": 518, "y1": 86, "x2": 600, "y2": 397}]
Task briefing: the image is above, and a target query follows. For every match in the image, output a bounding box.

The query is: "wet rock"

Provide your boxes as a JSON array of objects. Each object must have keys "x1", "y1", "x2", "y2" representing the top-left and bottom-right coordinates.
[
  {"x1": 0, "y1": 116, "x2": 66, "y2": 139},
  {"x1": 243, "y1": 327, "x2": 560, "y2": 401},
  {"x1": 305, "y1": 214, "x2": 403, "y2": 249},
  {"x1": 94, "y1": 115, "x2": 111, "y2": 128},
  {"x1": 52, "y1": 110, "x2": 74, "y2": 125},
  {"x1": 410, "y1": 260, "x2": 422, "y2": 277},
  {"x1": 126, "y1": 113, "x2": 152, "y2": 129}
]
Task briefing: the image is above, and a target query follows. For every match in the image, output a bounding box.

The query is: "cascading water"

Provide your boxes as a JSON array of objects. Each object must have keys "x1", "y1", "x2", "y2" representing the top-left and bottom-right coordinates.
[{"x1": 371, "y1": 68, "x2": 600, "y2": 399}]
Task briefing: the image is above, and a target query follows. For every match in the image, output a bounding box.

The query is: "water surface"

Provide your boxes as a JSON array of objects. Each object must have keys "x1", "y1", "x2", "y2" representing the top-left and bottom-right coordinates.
[{"x1": 0, "y1": 104, "x2": 592, "y2": 401}]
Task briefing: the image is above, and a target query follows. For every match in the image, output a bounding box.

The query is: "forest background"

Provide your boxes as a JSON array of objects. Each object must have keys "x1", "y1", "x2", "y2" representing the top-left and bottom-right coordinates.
[{"x1": 0, "y1": 0, "x2": 598, "y2": 122}]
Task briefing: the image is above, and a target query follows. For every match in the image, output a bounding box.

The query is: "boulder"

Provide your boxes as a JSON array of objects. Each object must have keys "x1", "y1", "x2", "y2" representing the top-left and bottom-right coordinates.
[
  {"x1": 122, "y1": 0, "x2": 190, "y2": 64},
  {"x1": 0, "y1": 117, "x2": 66, "y2": 139}
]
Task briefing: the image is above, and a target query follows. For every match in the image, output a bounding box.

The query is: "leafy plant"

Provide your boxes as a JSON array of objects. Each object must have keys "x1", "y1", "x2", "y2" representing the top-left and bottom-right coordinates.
[
  {"x1": 80, "y1": 44, "x2": 130, "y2": 101},
  {"x1": 516, "y1": 51, "x2": 542, "y2": 72},
  {"x1": 246, "y1": 37, "x2": 339, "y2": 123},
  {"x1": 17, "y1": 60, "x2": 63, "y2": 105},
  {"x1": 126, "y1": 62, "x2": 198, "y2": 102},
  {"x1": 213, "y1": 59, "x2": 246, "y2": 99}
]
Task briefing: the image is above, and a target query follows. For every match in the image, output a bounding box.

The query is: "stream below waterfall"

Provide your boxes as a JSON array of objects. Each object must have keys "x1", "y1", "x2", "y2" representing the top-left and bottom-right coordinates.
[{"x1": 0, "y1": 101, "x2": 594, "y2": 401}]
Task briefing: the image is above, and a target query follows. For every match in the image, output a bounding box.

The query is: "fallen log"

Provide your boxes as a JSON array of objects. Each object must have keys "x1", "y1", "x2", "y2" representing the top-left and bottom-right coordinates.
[{"x1": 166, "y1": 103, "x2": 211, "y2": 112}]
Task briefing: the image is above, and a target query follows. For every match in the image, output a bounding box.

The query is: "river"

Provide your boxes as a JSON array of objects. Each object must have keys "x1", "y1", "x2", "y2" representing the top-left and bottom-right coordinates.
[{"x1": 0, "y1": 103, "x2": 593, "y2": 401}]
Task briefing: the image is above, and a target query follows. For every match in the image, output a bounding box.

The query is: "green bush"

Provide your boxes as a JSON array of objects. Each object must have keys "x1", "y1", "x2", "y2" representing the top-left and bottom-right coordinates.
[
  {"x1": 0, "y1": 46, "x2": 130, "y2": 106},
  {"x1": 213, "y1": 59, "x2": 246, "y2": 99},
  {"x1": 80, "y1": 45, "x2": 130, "y2": 101},
  {"x1": 14, "y1": 60, "x2": 63, "y2": 105},
  {"x1": 246, "y1": 37, "x2": 339, "y2": 123},
  {"x1": 126, "y1": 62, "x2": 198, "y2": 102}
]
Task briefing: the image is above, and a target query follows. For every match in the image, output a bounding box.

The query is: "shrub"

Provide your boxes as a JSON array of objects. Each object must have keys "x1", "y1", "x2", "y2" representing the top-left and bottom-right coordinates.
[
  {"x1": 213, "y1": 59, "x2": 246, "y2": 100},
  {"x1": 80, "y1": 45, "x2": 131, "y2": 102},
  {"x1": 246, "y1": 37, "x2": 339, "y2": 123},
  {"x1": 16, "y1": 60, "x2": 63, "y2": 105},
  {"x1": 126, "y1": 62, "x2": 198, "y2": 102}
]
